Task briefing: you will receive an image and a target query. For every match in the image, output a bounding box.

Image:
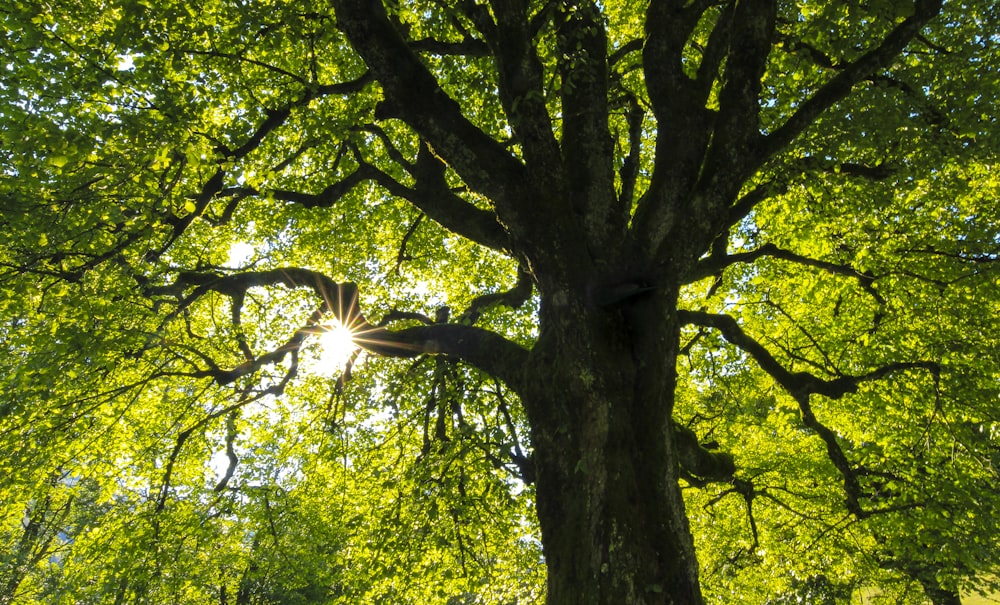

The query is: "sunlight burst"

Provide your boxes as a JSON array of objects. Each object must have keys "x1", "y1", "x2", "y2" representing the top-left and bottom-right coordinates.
[{"x1": 317, "y1": 320, "x2": 357, "y2": 373}]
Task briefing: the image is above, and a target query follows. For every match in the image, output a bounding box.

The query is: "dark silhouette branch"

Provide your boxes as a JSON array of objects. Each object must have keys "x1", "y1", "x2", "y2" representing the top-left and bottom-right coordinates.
[
  {"x1": 154, "y1": 72, "x2": 374, "y2": 256},
  {"x1": 456, "y1": 265, "x2": 534, "y2": 325},
  {"x1": 148, "y1": 268, "x2": 530, "y2": 392},
  {"x1": 221, "y1": 151, "x2": 512, "y2": 253},
  {"x1": 353, "y1": 322, "x2": 529, "y2": 392},
  {"x1": 679, "y1": 309, "x2": 939, "y2": 517},
  {"x1": 761, "y1": 0, "x2": 945, "y2": 159},
  {"x1": 688, "y1": 242, "x2": 886, "y2": 306},
  {"x1": 331, "y1": 0, "x2": 532, "y2": 238},
  {"x1": 722, "y1": 181, "x2": 787, "y2": 232},
  {"x1": 679, "y1": 310, "x2": 937, "y2": 401}
]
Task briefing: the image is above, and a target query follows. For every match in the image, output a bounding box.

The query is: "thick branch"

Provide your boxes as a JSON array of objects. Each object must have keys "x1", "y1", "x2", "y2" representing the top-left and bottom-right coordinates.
[
  {"x1": 331, "y1": 0, "x2": 531, "y2": 231},
  {"x1": 642, "y1": 0, "x2": 713, "y2": 121},
  {"x1": 456, "y1": 265, "x2": 533, "y2": 325},
  {"x1": 632, "y1": 0, "x2": 717, "y2": 258},
  {"x1": 555, "y1": 0, "x2": 623, "y2": 249},
  {"x1": 149, "y1": 268, "x2": 529, "y2": 392},
  {"x1": 223, "y1": 154, "x2": 512, "y2": 252},
  {"x1": 354, "y1": 323, "x2": 529, "y2": 392},
  {"x1": 674, "y1": 422, "x2": 735, "y2": 484},
  {"x1": 488, "y1": 0, "x2": 564, "y2": 192},
  {"x1": 705, "y1": 0, "x2": 776, "y2": 178}
]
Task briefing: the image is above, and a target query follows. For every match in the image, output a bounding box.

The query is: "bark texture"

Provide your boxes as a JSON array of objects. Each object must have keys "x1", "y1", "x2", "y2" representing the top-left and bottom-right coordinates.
[{"x1": 522, "y1": 288, "x2": 703, "y2": 605}]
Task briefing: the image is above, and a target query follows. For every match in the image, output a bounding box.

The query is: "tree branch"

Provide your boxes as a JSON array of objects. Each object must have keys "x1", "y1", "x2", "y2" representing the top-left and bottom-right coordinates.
[
  {"x1": 488, "y1": 0, "x2": 564, "y2": 190},
  {"x1": 678, "y1": 311, "x2": 936, "y2": 401},
  {"x1": 688, "y1": 242, "x2": 886, "y2": 306},
  {"x1": 148, "y1": 268, "x2": 530, "y2": 392},
  {"x1": 678, "y1": 309, "x2": 939, "y2": 516},
  {"x1": 409, "y1": 36, "x2": 490, "y2": 56},
  {"x1": 154, "y1": 72, "x2": 373, "y2": 256},
  {"x1": 555, "y1": 0, "x2": 623, "y2": 249},
  {"x1": 456, "y1": 265, "x2": 533, "y2": 325},
  {"x1": 223, "y1": 149, "x2": 512, "y2": 253},
  {"x1": 722, "y1": 181, "x2": 786, "y2": 233},
  {"x1": 632, "y1": 0, "x2": 718, "y2": 257},
  {"x1": 705, "y1": 0, "x2": 776, "y2": 179},
  {"x1": 331, "y1": 0, "x2": 532, "y2": 236},
  {"x1": 761, "y1": 0, "x2": 945, "y2": 159},
  {"x1": 674, "y1": 422, "x2": 736, "y2": 485},
  {"x1": 354, "y1": 322, "x2": 529, "y2": 392},
  {"x1": 617, "y1": 94, "x2": 644, "y2": 211}
]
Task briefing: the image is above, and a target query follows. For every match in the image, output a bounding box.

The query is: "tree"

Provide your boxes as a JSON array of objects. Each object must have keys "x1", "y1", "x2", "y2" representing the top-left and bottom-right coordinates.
[{"x1": 1, "y1": 0, "x2": 998, "y2": 604}]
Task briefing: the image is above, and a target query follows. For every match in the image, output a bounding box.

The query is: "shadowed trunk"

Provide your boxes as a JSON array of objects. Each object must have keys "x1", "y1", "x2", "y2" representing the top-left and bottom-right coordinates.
[{"x1": 522, "y1": 286, "x2": 703, "y2": 605}]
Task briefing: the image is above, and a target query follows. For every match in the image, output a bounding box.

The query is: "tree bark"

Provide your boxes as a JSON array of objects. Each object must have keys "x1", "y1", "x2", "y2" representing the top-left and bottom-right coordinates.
[{"x1": 521, "y1": 287, "x2": 703, "y2": 605}]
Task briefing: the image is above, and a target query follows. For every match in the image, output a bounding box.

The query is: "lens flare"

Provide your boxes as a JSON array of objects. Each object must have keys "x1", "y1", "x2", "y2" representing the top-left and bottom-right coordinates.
[{"x1": 317, "y1": 320, "x2": 357, "y2": 373}]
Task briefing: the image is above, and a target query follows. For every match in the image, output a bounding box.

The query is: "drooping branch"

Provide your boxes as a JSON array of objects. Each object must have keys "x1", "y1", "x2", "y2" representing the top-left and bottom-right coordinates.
[
  {"x1": 679, "y1": 309, "x2": 940, "y2": 516},
  {"x1": 147, "y1": 268, "x2": 366, "y2": 326},
  {"x1": 679, "y1": 310, "x2": 937, "y2": 401}
]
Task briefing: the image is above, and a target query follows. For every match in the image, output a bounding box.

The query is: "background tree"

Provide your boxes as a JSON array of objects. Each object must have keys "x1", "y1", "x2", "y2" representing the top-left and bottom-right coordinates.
[{"x1": 1, "y1": 1, "x2": 998, "y2": 604}]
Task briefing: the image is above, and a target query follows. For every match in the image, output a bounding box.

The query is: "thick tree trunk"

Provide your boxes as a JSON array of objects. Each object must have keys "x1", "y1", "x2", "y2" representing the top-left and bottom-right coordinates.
[{"x1": 522, "y1": 288, "x2": 703, "y2": 605}]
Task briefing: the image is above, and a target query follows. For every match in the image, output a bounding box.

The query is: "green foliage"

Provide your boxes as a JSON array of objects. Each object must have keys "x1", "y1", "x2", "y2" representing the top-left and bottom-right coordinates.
[{"x1": 2, "y1": 0, "x2": 999, "y2": 603}]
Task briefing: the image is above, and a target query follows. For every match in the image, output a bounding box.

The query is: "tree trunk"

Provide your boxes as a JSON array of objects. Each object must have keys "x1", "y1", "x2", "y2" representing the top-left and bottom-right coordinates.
[{"x1": 521, "y1": 287, "x2": 703, "y2": 605}]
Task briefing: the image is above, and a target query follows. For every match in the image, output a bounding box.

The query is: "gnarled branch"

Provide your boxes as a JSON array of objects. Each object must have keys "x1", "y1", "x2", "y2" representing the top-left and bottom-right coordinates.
[
  {"x1": 148, "y1": 268, "x2": 530, "y2": 392},
  {"x1": 679, "y1": 309, "x2": 939, "y2": 516}
]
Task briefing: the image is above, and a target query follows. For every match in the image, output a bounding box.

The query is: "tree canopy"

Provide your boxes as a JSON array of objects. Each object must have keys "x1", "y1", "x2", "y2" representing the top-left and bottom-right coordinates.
[{"x1": 1, "y1": 0, "x2": 999, "y2": 604}]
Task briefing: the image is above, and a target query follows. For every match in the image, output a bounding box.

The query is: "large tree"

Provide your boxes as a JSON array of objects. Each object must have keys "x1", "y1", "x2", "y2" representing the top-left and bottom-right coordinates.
[{"x1": 2, "y1": 0, "x2": 999, "y2": 604}]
